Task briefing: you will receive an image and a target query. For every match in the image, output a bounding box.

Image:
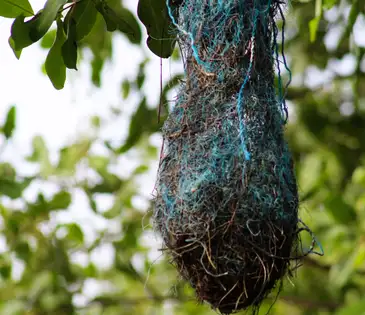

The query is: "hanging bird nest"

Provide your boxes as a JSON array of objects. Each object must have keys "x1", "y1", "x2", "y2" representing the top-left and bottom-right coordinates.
[{"x1": 153, "y1": 0, "x2": 322, "y2": 313}]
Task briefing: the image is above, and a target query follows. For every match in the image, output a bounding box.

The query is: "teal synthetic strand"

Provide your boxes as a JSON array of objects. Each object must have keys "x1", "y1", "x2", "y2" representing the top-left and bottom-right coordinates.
[
  {"x1": 166, "y1": 0, "x2": 211, "y2": 71},
  {"x1": 235, "y1": 8, "x2": 259, "y2": 162}
]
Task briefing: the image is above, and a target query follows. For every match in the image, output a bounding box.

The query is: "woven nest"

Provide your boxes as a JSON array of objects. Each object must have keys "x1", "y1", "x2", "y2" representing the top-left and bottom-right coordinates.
[{"x1": 153, "y1": 0, "x2": 312, "y2": 313}]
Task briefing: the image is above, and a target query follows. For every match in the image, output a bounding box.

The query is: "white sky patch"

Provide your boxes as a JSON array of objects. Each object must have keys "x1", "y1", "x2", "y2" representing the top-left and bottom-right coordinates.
[
  {"x1": 11, "y1": 256, "x2": 25, "y2": 282},
  {"x1": 0, "y1": 235, "x2": 7, "y2": 253},
  {"x1": 82, "y1": 278, "x2": 115, "y2": 299},
  {"x1": 70, "y1": 251, "x2": 89, "y2": 268},
  {"x1": 72, "y1": 293, "x2": 89, "y2": 308},
  {"x1": 131, "y1": 195, "x2": 150, "y2": 212},
  {"x1": 90, "y1": 243, "x2": 115, "y2": 270},
  {"x1": 324, "y1": 24, "x2": 343, "y2": 51},
  {"x1": 354, "y1": 14, "x2": 365, "y2": 47},
  {"x1": 131, "y1": 252, "x2": 146, "y2": 273},
  {"x1": 324, "y1": 5, "x2": 340, "y2": 23},
  {"x1": 140, "y1": 230, "x2": 163, "y2": 262},
  {"x1": 304, "y1": 66, "x2": 334, "y2": 89},
  {"x1": 93, "y1": 193, "x2": 116, "y2": 213},
  {"x1": 329, "y1": 54, "x2": 356, "y2": 76},
  {"x1": 340, "y1": 102, "x2": 355, "y2": 117}
]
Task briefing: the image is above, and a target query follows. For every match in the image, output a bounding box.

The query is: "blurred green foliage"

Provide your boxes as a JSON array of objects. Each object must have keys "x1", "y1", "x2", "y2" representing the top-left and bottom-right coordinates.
[{"x1": 1, "y1": 0, "x2": 365, "y2": 314}]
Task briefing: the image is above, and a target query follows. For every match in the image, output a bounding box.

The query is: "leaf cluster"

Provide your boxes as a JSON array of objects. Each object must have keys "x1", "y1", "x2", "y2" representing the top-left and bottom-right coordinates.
[{"x1": 1, "y1": 0, "x2": 177, "y2": 89}]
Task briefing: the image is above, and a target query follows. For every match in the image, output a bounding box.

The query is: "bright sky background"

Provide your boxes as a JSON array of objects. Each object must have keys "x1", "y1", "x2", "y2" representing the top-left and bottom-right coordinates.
[{"x1": 0, "y1": 0, "x2": 365, "y2": 306}]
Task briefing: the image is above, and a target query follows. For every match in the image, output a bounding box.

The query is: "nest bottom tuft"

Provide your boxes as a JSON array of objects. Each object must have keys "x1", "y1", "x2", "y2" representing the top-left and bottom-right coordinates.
[{"x1": 166, "y1": 214, "x2": 297, "y2": 314}]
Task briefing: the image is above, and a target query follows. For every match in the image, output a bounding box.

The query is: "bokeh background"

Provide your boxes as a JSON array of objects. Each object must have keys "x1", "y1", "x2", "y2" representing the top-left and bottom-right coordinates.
[{"x1": 0, "y1": 0, "x2": 365, "y2": 314}]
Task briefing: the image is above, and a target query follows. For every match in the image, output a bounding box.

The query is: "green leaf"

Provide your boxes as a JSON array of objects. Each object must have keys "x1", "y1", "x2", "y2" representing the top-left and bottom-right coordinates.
[
  {"x1": 308, "y1": 0, "x2": 323, "y2": 42},
  {"x1": 10, "y1": 14, "x2": 39, "y2": 50},
  {"x1": 146, "y1": 35, "x2": 176, "y2": 59},
  {"x1": 171, "y1": 46, "x2": 180, "y2": 61},
  {"x1": 102, "y1": 199, "x2": 123, "y2": 218},
  {"x1": 14, "y1": 241, "x2": 31, "y2": 261},
  {"x1": 91, "y1": 116, "x2": 101, "y2": 128},
  {"x1": 0, "y1": 254, "x2": 12, "y2": 279},
  {"x1": 323, "y1": 0, "x2": 338, "y2": 9},
  {"x1": 114, "y1": 7, "x2": 142, "y2": 44},
  {"x1": 29, "y1": 271, "x2": 53, "y2": 299},
  {"x1": 79, "y1": 13, "x2": 112, "y2": 86},
  {"x1": 49, "y1": 191, "x2": 72, "y2": 210},
  {"x1": 39, "y1": 291, "x2": 69, "y2": 311},
  {"x1": 136, "y1": 58, "x2": 148, "y2": 89},
  {"x1": 121, "y1": 80, "x2": 130, "y2": 99},
  {"x1": 89, "y1": 174, "x2": 124, "y2": 194},
  {"x1": 34, "y1": 0, "x2": 67, "y2": 40},
  {"x1": 94, "y1": 0, "x2": 142, "y2": 44},
  {"x1": 65, "y1": 223, "x2": 84, "y2": 244},
  {"x1": 95, "y1": 1, "x2": 117, "y2": 31},
  {"x1": 0, "y1": 264, "x2": 12, "y2": 280},
  {"x1": 40, "y1": 29, "x2": 56, "y2": 49},
  {"x1": 83, "y1": 263, "x2": 97, "y2": 277},
  {"x1": 115, "y1": 261, "x2": 142, "y2": 281},
  {"x1": 8, "y1": 37, "x2": 22, "y2": 59},
  {"x1": 2, "y1": 105, "x2": 16, "y2": 139},
  {"x1": 28, "y1": 191, "x2": 71, "y2": 216},
  {"x1": 133, "y1": 165, "x2": 149, "y2": 175},
  {"x1": 137, "y1": 0, "x2": 177, "y2": 58},
  {"x1": 0, "y1": 163, "x2": 16, "y2": 180},
  {"x1": 0, "y1": 0, "x2": 34, "y2": 18},
  {"x1": 353, "y1": 166, "x2": 365, "y2": 186},
  {"x1": 88, "y1": 155, "x2": 109, "y2": 171},
  {"x1": 62, "y1": 17, "x2": 78, "y2": 69},
  {"x1": 336, "y1": 300, "x2": 365, "y2": 315},
  {"x1": 298, "y1": 153, "x2": 324, "y2": 195},
  {"x1": 27, "y1": 193, "x2": 48, "y2": 216},
  {"x1": 324, "y1": 195, "x2": 357, "y2": 225},
  {"x1": 309, "y1": 17, "x2": 320, "y2": 42},
  {"x1": 95, "y1": 1, "x2": 141, "y2": 44},
  {"x1": 1, "y1": 301, "x2": 26, "y2": 315},
  {"x1": 10, "y1": 0, "x2": 67, "y2": 51},
  {"x1": 91, "y1": 55, "x2": 104, "y2": 87},
  {"x1": 27, "y1": 136, "x2": 53, "y2": 177},
  {"x1": 57, "y1": 141, "x2": 91, "y2": 174},
  {"x1": 65, "y1": 0, "x2": 98, "y2": 41},
  {"x1": 118, "y1": 97, "x2": 158, "y2": 153},
  {"x1": 0, "y1": 178, "x2": 32, "y2": 199},
  {"x1": 330, "y1": 243, "x2": 365, "y2": 289},
  {"x1": 45, "y1": 20, "x2": 67, "y2": 89}
]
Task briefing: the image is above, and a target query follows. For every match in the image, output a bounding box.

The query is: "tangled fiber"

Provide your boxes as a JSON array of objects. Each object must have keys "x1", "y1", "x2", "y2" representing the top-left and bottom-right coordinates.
[{"x1": 153, "y1": 0, "x2": 322, "y2": 314}]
